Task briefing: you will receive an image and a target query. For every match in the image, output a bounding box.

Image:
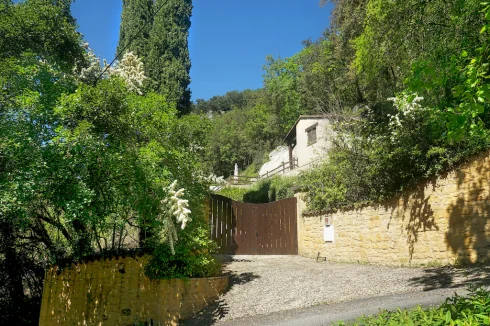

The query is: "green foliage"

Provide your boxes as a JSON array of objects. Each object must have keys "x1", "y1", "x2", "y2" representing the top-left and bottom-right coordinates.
[
  {"x1": 301, "y1": 95, "x2": 490, "y2": 212},
  {"x1": 216, "y1": 187, "x2": 250, "y2": 202},
  {"x1": 445, "y1": 6, "x2": 490, "y2": 142},
  {"x1": 298, "y1": 1, "x2": 490, "y2": 212},
  {"x1": 263, "y1": 54, "x2": 306, "y2": 133},
  {"x1": 337, "y1": 287, "x2": 490, "y2": 326},
  {"x1": 0, "y1": 1, "x2": 84, "y2": 323},
  {"x1": 0, "y1": 1, "x2": 207, "y2": 323},
  {"x1": 145, "y1": 222, "x2": 221, "y2": 280},
  {"x1": 118, "y1": 0, "x2": 192, "y2": 114},
  {"x1": 205, "y1": 94, "x2": 281, "y2": 178},
  {"x1": 146, "y1": 0, "x2": 192, "y2": 114},
  {"x1": 216, "y1": 176, "x2": 297, "y2": 204},
  {"x1": 117, "y1": 0, "x2": 154, "y2": 59},
  {"x1": 0, "y1": 0, "x2": 85, "y2": 71},
  {"x1": 192, "y1": 89, "x2": 256, "y2": 114}
]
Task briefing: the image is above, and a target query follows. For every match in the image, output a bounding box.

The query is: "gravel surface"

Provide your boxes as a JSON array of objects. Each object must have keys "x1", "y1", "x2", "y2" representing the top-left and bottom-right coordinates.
[{"x1": 183, "y1": 255, "x2": 490, "y2": 325}]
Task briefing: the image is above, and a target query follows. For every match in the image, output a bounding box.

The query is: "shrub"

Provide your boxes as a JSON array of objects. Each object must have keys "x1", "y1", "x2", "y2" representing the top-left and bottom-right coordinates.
[
  {"x1": 216, "y1": 175, "x2": 298, "y2": 203},
  {"x1": 337, "y1": 287, "x2": 490, "y2": 326},
  {"x1": 215, "y1": 187, "x2": 250, "y2": 202},
  {"x1": 145, "y1": 225, "x2": 221, "y2": 280}
]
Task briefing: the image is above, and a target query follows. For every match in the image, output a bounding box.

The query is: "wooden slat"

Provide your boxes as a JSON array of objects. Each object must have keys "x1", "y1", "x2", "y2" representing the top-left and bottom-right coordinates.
[
  {"x1": 257, "y1": 205, "x2": 262, "y2": 254},
  {"x1": 280, "y1": 202, "x2": 286, "y2": 254},
  {"x1": 268, "y1": 202, "x2": 273, "y2": 252},
  {"x1": 218, "y1": 197, "x2": 223, "y2": 252},
  {"x1": 226, "y1": 199, "x2": 232, "y2": 252},
  {"x1": 222, "y1": 199, "x2": 228, "y2": 253},
  {"x1": 242, "y1": 202, "x2": 248, "y2": 254},
  {"x1": 212, "y1": 196, "x2": 218, "y2": 242},
  {"x1": 289, "y1": 200, "x2": 293, "y2": 253},
  {"x1": 236, "y1": 202, "x2": 243, "y2": 254},
  {"x1": 291, "y1": 197, "x2": 298, "y2": 255},
  {"x1": 273, "y1": 201, "x2": 278, "y2": 251}
]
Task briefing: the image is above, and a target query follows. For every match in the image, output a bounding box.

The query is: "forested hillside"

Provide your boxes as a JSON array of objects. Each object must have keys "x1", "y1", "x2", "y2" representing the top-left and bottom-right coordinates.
[{"x1": 200, "y1": 0, "x2": 490, "y2": 212}]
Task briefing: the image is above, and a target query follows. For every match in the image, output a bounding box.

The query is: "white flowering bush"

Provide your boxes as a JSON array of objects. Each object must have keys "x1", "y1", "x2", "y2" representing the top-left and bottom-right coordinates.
[
  {"x1": 109, "y1": 51, "x2": 147, "y2": 95},
  {"x1": 76, "y1": 44, "x2": 103, "y2": 85},
  {"x1": 158, "y1": 180, "x2": 191, "y2": 254},
  {"x1": 204, "y1": 173, "x2": 225, "y2": 185},
  {"x1": 145, "y1": 180, "x2": 221, "y2": 280},
  {"x1": 387, "y1": 93, "x2": 426, "y2": 142},
  {"x1": 76, "y1": 46, "x2": 146, "y2": 95}
]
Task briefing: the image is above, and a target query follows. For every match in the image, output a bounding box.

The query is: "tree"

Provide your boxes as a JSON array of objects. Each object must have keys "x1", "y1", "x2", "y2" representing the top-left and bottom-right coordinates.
[
  {"x1": 0, "y1": 0, "x2": 84, "y2": 70},
  {"x1": 146, "y1": 0, "x2": 192, "y2": 115},
  {"x1": 0, "y1": 1, "x2": 83, "y2": 323},
  {"x1": 192, "y1": 89, "x2": 261, "y2": 114},
  {"x1": 117, "y1": 0, "x2": 154, "y2": 59},
  {"x1": 263, "y1": 54, "x2": 306, "y2": 134}
]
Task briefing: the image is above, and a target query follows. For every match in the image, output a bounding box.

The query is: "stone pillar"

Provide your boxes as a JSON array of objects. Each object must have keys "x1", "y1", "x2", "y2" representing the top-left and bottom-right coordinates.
[{"x1": 294, "y1": 191, "x2": 306, "y2": 257}]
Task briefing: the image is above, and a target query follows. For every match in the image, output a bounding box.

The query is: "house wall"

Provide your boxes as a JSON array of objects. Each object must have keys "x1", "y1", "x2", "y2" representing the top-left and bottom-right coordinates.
[
  {"x1": 296, "y1": 151, "x2": 490, "y2": 266},
  {"x1": 293, "y1": 118, "x2": 331, "y2": 169},
  {"x1": 39, "y1": 255, "x2": 229, "y2": 326}
]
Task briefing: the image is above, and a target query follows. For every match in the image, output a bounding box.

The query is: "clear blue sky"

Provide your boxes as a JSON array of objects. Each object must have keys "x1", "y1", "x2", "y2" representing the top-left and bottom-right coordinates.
[{"x1": 70, "y1": 0, "x2": 332, "y2": 101}]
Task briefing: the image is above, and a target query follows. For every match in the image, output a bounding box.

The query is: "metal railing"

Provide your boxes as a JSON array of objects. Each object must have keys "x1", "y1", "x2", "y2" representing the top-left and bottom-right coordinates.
[{"x1": 225, "y1": 157, "x2": 299, "y2": 186}]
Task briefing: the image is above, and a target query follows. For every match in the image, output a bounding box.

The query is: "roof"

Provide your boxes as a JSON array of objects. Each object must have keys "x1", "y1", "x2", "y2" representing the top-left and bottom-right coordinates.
[{"x1": 283, "y1": 115, "x2": 328, "y2": 143}]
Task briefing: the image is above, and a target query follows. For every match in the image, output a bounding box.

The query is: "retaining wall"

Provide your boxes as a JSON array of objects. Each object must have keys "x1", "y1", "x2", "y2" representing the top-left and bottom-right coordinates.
[
  {"x1": 39, "y1": 255, "x2": 228, "y2": 326},
  {"x1": 296, "y1": 151, "x2": 490, "y2": 266}
]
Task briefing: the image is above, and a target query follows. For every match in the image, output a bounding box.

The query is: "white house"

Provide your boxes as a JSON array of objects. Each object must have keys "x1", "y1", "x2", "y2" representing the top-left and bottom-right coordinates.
[{"x1": 259, "y1": 115, "x2": 332, "y2": 178}]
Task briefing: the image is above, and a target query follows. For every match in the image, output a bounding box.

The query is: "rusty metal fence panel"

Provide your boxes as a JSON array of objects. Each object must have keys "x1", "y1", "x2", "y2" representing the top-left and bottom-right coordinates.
[{"x1": 208, "y1": 195, "x2": 297, "y2": 255}]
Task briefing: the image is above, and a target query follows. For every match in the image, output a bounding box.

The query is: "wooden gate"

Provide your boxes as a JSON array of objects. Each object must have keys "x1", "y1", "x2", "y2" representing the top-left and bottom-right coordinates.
[{"x1": 208, "y1": 194, "x2": 297, "y2": 255}]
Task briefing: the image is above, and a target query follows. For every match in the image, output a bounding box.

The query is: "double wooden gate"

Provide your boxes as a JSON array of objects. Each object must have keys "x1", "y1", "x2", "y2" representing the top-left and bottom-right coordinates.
[{"x1": 208, "y1": 194, "x2": 297, "y2": 255}]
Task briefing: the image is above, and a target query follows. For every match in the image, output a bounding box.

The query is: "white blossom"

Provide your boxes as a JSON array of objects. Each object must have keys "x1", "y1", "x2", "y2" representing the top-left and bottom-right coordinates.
[
  {"x1": 75, "y1": 47, "x2": 147, "y2": 95},
  {"x1": 387, "y1": 93, "x2": 425, "y2": 141},
  {"x1": 204, "y1": 174, "x2": 225, "y2": 185},
  {"x1": 159, "y1": 180, "x2": 192, "y2": 254},
  {"x1": 108, "y1": 51, "x2": 147, "y2": 95},
  {"x1": 76, "y1": 46, "x2": 104, "y2": 85}
]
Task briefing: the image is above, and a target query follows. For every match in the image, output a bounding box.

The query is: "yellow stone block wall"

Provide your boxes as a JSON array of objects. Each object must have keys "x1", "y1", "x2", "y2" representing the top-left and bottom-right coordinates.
[
  {"x1": 39, "y1": 255, "x2": 229, "y2": 326},
  {"x1": 296, "y1": 151, "x2": 490, "y2": 266}
]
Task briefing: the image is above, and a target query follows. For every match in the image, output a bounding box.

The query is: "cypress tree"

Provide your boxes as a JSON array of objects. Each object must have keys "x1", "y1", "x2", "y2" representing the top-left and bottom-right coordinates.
[
  {"x1": 147, "y1": 0, "x2": 192, "y2": 115},
  {"x1": 117, "y1": 0, "x2": 154, "y2": 60}
]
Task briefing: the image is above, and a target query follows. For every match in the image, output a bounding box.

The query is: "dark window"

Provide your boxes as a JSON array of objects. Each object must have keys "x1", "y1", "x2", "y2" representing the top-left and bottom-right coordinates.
[{"x1": 306, "y1": 123, "x2": 318, "y2": 145}]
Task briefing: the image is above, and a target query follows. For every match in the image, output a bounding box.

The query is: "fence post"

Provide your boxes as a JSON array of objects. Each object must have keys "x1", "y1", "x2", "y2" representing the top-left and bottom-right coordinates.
[{"x1": 282, "y1": 162, "x2": 285, "y2": 174}]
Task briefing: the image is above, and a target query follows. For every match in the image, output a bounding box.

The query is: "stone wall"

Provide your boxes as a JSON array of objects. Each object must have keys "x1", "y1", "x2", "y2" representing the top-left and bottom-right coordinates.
[
  {"x1": 296, "y1": 151, "x2": 490, "y2": 266},
  {"x1": 39, "y1": 255, "x2": 228, "y2": 326}
]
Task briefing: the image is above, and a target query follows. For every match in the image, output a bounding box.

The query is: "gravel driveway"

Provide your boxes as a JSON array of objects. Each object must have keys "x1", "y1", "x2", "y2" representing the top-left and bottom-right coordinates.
[{"x1": 183, "y1": 255, "x2": 490, "y2": 325}]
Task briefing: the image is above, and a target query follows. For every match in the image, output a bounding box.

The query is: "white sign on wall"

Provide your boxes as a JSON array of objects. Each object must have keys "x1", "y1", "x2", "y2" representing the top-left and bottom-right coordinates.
[
  {"x1": 324, "y1": 225, "x2": 334, "y2": 242},
  {"x1": 324, "y1": 216, "x2": 334, "y2": 242}
]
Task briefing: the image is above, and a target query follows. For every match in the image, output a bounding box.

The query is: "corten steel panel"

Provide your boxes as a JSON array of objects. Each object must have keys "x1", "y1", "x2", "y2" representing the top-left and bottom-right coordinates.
[{"x1": 210, "y1": 195, "x2": 297, "y2": 255}]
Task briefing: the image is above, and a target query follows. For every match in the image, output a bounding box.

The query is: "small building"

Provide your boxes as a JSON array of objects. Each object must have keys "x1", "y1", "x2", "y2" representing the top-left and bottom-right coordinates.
[
  {"x1": 284, "y1": 115, "x2": 332, "y2": 172},
  {"x1": 258, "y1": 115, "x2": 332, "y2": 178}
]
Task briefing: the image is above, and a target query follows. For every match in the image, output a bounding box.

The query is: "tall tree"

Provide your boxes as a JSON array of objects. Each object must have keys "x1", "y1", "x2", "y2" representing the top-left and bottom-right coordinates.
[
  {"x1": 117, "y1": 0, "x2": 154, "y2": 58},
  {"x1": 147, "y1": 0, "x2": 192, "y2": 115}
]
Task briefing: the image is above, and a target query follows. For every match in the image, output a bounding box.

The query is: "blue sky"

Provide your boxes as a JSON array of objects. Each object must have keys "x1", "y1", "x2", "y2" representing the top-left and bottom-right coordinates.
[{"x1": 71, "y1": 0, "x2": 332, "y2": 101}]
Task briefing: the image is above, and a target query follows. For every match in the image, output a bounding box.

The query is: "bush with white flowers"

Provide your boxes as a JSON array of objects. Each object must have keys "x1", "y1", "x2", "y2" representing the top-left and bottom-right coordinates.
[
  {"x1": 109, "y1": 51, "x2": 147, "y2": 95},
  {"x1": 387, "y1": 93, "x2": 426, "y2": 142},
  {"x1": 159, "y1": 180, "x2": 192, "y2": 254},
  {"x1": 76, "y1": 46, "x2": 146, "y2": 95}
]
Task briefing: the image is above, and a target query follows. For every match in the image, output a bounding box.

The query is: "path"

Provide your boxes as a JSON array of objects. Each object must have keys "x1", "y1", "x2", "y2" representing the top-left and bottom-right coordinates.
[{"x1": 182, "y1": 255, "x2": 490, "y2": 325}]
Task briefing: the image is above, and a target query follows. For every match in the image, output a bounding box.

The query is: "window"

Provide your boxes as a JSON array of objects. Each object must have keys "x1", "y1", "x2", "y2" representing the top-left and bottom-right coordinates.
[{"x1": 306, "y1": 123, "x2": 318, "y2": 145}]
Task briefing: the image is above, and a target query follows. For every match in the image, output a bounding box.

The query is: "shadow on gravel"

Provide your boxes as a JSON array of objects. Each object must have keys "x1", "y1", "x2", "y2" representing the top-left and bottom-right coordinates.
[
  {"x1": 180, "y1": 257, "x2": 260, "y2": 326},
  {"x1": 409, "y1": 265, "x2": 490, "y2": 291}
]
